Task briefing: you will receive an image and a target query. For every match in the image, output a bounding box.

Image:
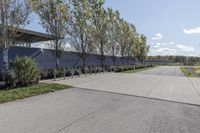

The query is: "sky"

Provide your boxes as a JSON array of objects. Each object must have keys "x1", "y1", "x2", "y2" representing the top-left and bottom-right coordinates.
[{"x1": 26, "y1": 0, "x2": 200, "y2": 57}]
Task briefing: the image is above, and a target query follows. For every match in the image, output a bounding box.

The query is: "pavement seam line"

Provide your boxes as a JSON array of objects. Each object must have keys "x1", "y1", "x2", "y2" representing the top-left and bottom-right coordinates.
[
  {"x1": 187, "y1": 78, "x2": 200, "y2": 97},
  {"x1": 75, "y1": 87, "x2": 200, "y2": 107},
  {"x1": 145, "y1": 76, "x2": 163, "y2": 97},
  {"x1": 55, "y1": 103, "x2": 110, "y2": 133}
]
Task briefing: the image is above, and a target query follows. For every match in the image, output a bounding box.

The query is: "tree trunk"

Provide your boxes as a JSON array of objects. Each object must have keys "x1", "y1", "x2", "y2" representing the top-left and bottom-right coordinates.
[
  {"x1": 100, "y1": 41, "x2": 105, "y2": 68},
  {"x1": 112, "y1": 46, "x2": 115, "y2": 66},
  {"x1": 112, "y1": 57, "x2": 115, "y2": 66},
  {"x1": 55, "y1": 39, "x2": 59, "y2": 69},
  {"x1": 121, "y1": 51, "x2": 124, "y2": 65},
  {"x1": 2, "y1": 47, "x2": 10, "y2": 81},
  {"x1": 133, "y1": 56, "x2": 136, "y2": 65},
  {"x1": 121, "y1": 57, "x2": 124, "y2": 65},
  {"x1": 56, "y1": 58, "x2": 60, "y2": 69},
  {"x1": 82, "y1": 53, "x2": 86, "y2": 68},
  {"x1": 100, "y1": 56, "x2": 104, "y2": 68}
]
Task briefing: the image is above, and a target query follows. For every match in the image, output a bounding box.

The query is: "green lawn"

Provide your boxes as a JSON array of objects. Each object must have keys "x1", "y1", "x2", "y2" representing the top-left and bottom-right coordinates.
[
  {"x1": 124, "y1": 66, "x2": 156, "y2": 73},
  {"x1": 180, "y1": 67, "x2": 199, "y2": 77},
  {"x1": 0, "y1": 83, "x2": 71, "y2": 103}
]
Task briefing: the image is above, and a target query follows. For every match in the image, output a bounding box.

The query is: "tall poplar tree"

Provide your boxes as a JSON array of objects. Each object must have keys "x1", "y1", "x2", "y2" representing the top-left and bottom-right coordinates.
[{"x1": 0, "y1": 0, "x2": 30, "y2": 80}]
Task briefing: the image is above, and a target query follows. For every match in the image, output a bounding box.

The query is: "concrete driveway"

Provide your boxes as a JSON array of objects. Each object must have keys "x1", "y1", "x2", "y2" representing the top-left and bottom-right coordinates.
[
  {"x1": 0, "y1": 88, "x2": 200, "y2": 133},
  {"x1": 1, "y1": 66, "x2": 200, "y2": 133},
  {"x1": 53, "y1": 66, "x2": 200, "y2": 105}
]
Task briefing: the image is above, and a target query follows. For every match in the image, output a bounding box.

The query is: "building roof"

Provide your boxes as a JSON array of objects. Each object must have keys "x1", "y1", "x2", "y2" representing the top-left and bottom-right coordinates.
[
  {"x1": 0, "y1": 24, "x2": 56, "y2": 43},
  {"x1": 15, "y1": 28, "x2": 55, "y2": 43}
]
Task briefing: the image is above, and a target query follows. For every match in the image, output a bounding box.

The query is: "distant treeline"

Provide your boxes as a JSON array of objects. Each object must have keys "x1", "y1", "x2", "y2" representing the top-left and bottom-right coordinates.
[{"x1": 147, "y1": 56, "x2": 200, "y2": 65}]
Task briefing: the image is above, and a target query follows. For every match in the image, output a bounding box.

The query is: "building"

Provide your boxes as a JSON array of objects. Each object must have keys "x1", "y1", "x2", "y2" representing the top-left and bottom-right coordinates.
[{"x1": 0, "y1": 28, "x2": 135, "y2": 71}]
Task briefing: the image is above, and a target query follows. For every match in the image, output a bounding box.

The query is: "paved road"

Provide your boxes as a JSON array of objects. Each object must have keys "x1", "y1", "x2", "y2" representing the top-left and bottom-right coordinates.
[
  {"x1": 0, "y1": 88, "x2": 200, "y2": 133},
  {"x1": 52, "y1": 66, "x2": 200, "y2": 105},
  {"x1": 138, "y1": 66, "x2": 185, "y2": 77},
  {"x1": 1, "y1": 66, "x2": 200, "y2": 133}
]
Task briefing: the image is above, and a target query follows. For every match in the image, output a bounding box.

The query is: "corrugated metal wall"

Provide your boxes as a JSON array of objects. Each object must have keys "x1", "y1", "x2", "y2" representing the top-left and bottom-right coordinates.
[{"x1": 1, "y1": 46, "x2": 135, "y2": 70}]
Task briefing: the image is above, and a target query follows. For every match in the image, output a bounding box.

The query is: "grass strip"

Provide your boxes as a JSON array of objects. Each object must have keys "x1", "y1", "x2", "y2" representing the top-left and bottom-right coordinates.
[
  {"x1": 180, "y1": 67, "x2": 199, "y2": 77},
  {"x1": 0, "y1": 83, "x2": 71, "y2": 103}
]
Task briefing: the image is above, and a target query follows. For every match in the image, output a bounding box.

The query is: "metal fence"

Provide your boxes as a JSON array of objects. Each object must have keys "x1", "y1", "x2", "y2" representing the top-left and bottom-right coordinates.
[{"x1": 0, "y1": 46, "x2": 136, "y2": 70}]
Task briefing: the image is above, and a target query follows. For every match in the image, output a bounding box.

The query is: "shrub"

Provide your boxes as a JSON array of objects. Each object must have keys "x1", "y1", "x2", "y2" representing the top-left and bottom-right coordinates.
[
  {"x1": 74, "y1": 69, "x2": 81, "y2": 76},
  {"x1": 128, "y1": 66, "x2": 132, "y2": 70},
  {"x1": 11, "y1": 56, "x2": 40, "y2": 86},
  {"x1": 115, "y1": 66, "x2": 123, "y2": 72},
  {"x1": 91, "y1": 67, "x2": 96, "y2": 73},
  {"x1": 40, "y1": 70, "x2": 48, "y2": 79},
  {"x1": 5, "y1": 70, "x2": 17, "y2": 86},
  {"x1": 53, "y1": 68, "x2": 64, "y2": 78},
  {"x1": 64, "y1": 68, "x2": 75, "y2": 77},
  {"x1": 110, "y1": 66, "x2": 116, "y2": 72},
  {"x1": 123, "y1": 66, "x2": 129, "y2": 71},
  {"x1": 98, "y1": 67, "x2": 103, "y2": 72},
  {"x1": 81, "y1": 67, "x2": 89, "y2": 74}
]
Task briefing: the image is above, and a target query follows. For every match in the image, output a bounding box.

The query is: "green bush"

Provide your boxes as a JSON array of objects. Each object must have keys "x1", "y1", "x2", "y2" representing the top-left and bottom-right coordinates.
[
  {"x1": 74, "y1": 69, "x2": 81, "y2": 76},
  {"x1": 81, "y1": 67, "x2": 89, "y2": 74},
  {"x1": 55, "y1": 68, "x2": 64, "y2": 77},
  {"x1": 98, "y1": 67, "x2": 103, "y2": 72},
  {"x1": 91, "y1": 67, "x2": 96, "y2": 73},
  {"x1": 40, "y1": 70, "x2": 48, "y2": 79},
  {"x1": 115, "y1": 66, "x2": 123, "y2": 72},
  {"x1": 11, "y1": 56, "x2": 40, "y2": 86},
  {"x1": 123, "y1": 66, "x2": 129, "y2": 71}
]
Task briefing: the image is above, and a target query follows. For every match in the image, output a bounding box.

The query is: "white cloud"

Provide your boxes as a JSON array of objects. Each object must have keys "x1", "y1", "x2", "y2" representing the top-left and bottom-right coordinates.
[
  {"x1": 152, "y1": 42, "x2": 174, "y2": 47},
  {"x1": 152, "y1": 33, "x2": 162, "y2": 40},
  {"x1": 176, "y1": 44, "x2": 194, "y2": 52},
  {"x1": 154, "y1": 48, "x2": 177, "y2": 53},
  {"x1": 155, "y1": 42, "x2": 161, "y2": 46},
  {"x1": 154, "y1": 45, "x2": 160, "y2": 48},
  {"x1": 162, "y1": 42, "x2": 167, "y2": 45},
  {"x1": 184, "y1": 27, "x2": 200, "y2": 34}
]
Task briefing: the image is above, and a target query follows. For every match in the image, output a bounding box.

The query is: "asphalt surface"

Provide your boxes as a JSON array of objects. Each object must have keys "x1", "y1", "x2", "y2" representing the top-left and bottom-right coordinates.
[
  {"x1": 53, "y1": 66, "x2": 200, "y2": 105},
  {"x1": 1, "y1": 66, "x2": 200, "y2": 133},
  {"x1": 138, "y1": 66, "x2": 185, "y2": 77},
  {"x1": 0, "y1": 88, "x2": 200, "y2": 133}
]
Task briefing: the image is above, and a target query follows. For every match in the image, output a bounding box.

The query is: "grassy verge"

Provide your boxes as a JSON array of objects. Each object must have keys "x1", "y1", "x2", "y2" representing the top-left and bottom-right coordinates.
[
  {"x1": 0, "y1": 83, "x2": 71, "y2": 103},
  {"x1": 124, "y1": 66, "x2": 156, "y2": 73},
  {"x1": 180, "y1": 67, "x2": 199, "y2": 77}
]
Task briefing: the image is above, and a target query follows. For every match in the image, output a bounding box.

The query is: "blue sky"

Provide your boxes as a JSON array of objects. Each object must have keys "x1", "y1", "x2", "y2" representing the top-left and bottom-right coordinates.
[{"x1": 26, "y1": 0, "x2": 200, "y2": 56}]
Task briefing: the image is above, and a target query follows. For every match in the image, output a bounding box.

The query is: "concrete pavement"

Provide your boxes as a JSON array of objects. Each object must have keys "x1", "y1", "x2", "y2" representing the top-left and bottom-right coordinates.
[
  {"x1": 138, "y1": 66, "x2": 185, "y2": 77},
  {"x1": 52, "y1": 66, "x2": 200, "y2": 105},
  {"x1": 0, "y1": 88, "x2": 200, "y2": 133},
  {"x1": 1, "y1": 66, "x2": 200, "y2": 133}
]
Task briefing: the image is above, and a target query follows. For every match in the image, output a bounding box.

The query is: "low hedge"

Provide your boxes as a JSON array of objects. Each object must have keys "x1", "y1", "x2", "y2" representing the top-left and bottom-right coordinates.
[{"x1": 39, "y1": 64, "x2": 155, "y2": 80}]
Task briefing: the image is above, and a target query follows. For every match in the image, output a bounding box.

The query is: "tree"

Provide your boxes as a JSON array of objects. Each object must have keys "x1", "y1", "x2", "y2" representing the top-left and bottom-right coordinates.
[
  {"x1": 116, "y1": 18, "x2": 130, "y2": 64},
  {"x1": 136, "y1": 34, "x2": 149, "y2": 63},
  {"x1": 69, "y1": 0, "x2": 94, "y2": 68},
  {"x1": 132, "y1": 33, "x2": 140, "y2": 64},
  {"x1": 107, "y1": 8, "x2": 119, "y2": 65},
  {"x1": 125, "y1": 24, "x2": 137, "y2": 65},
  {"x1": 91, "y1": 0, "x2": 109, "y2": 68},
  {"x1": 11, "y1": 56, "x2": 40, "y2": 86},
  {"x1": 28, "y1": 0, "x2": 70, "y2": 69},
  {"x1": 0, "y1": 0, "x2": 30, "y2": 81}
]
